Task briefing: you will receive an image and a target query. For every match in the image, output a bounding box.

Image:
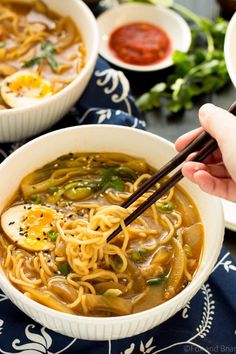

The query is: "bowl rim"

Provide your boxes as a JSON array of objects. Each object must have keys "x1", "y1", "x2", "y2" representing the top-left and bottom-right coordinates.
[
  {"x1": 97, "y1": 3, "x2": 192, "y2": 72},
  {"x1": 224, "y1": 11, "x2": 236, "y2": 87},
  {"x1": 0, "y1": 0, "x2": 99, "y2": 116},
  {"x1": 0, "y1": 124, "x2": 225, "y2": 326}
]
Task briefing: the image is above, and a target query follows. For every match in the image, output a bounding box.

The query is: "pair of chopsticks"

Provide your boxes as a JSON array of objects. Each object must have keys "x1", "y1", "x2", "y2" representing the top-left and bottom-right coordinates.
[{"x1": 107, "y1": 102, "x2": 236, "y2": 243}]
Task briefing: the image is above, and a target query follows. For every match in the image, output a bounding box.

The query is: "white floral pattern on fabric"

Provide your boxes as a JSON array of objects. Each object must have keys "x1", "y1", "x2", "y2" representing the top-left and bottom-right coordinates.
[
  {"x1": 0, "y1": 320, "x2": 4, "y2": 335},
  {"x1": 95, "y1": 69, "x2": 132, "y2": 115}
]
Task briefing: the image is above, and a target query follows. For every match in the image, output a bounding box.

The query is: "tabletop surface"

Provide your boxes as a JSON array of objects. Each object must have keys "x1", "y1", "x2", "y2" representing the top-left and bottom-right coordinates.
[{"x1": 117, "y1": 0, "x2": 236, "y2": 260}]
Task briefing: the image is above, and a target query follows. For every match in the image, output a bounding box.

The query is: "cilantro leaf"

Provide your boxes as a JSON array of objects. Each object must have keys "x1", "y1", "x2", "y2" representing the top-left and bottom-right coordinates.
[{"x1": 133, "y1": 0, "x2": 230, "y2": 113}]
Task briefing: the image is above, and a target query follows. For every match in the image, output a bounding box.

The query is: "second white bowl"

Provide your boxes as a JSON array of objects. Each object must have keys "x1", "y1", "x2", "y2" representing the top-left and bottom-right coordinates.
[{"x1": 0, "y1": 0, "x2": 98, "y2": 143}]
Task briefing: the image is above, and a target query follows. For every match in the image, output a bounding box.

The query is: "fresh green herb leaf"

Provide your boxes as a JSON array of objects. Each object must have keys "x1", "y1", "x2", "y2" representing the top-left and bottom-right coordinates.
[
  {"x1": 98, "y1": 168, "x2": 125, "y2": 192},
  {"x1": 46, "y1": 53, "x2": 58, "y2": 72},
  {"x1": 41, "y1": 41, "x2": 55, "y2": 53},
  {"x1": 147, "y1": 275, "x2": 168, "y2": 286},
  {"x1": 47, "y1": 230, "x2": 58, "y2": 241},
  {"x1": 23, "y1": 41, "x2": 58, "y2": 72},
  {"x1": 23, "y1": 56, "x2": 43, "y2": 68},
  {"x1": 58, "y1": 262, "x2": 71, "y2": 276},
  {"x1": 132, "y1": 0, "x2": 230, "y2": 113}
]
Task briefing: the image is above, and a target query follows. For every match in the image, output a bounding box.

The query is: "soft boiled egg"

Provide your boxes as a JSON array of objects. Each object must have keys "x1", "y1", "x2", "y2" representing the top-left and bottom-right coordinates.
[
  {"x1": 1, "y1": 204, "x2": 61, "y2": 252},
  {"x1": 1, "y1": 70, "x2": 53, "y2": 108}
]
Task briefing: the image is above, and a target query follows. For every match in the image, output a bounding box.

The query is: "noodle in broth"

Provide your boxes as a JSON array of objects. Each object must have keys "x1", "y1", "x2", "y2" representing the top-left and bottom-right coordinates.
[{"x1": 0, "y1": 153, "x2": 204, "y2": 316}]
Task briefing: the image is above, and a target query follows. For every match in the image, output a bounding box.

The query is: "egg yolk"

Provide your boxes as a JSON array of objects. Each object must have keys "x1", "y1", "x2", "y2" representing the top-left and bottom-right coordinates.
[
  {"x1": 8, "y1": 73, "x2": 52, "y2": 99},
  {"x1": 23, "y1": 207, "x2": 58, "y2": 241}
]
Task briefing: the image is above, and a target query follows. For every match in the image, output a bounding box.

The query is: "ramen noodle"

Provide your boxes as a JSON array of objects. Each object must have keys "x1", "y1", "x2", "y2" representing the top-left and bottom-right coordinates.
[
  {"x1": 0, "y1": 153, "x2": 204, "y2": 316},
  {"x1": 0, "y1": 0, "x2": 86, "y2": 110}
]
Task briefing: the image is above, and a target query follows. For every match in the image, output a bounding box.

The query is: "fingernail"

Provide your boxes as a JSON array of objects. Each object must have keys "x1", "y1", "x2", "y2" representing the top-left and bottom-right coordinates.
[{"x1": 199, "y1": 103, "x2": 214, "y2": 118}]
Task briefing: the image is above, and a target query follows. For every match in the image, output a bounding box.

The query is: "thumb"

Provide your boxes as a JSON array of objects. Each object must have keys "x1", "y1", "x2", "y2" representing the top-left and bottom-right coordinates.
[{"x1": 199, "y1": 103, "x2": 236, "y2": 179}]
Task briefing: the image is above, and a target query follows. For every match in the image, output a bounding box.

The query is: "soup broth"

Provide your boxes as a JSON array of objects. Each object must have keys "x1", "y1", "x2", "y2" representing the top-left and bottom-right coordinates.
[
  {"x1": 0, "y1": 0, "x2": 86, "y2": 110},
  {"x1": 0, "y1": 153, "x2": 204, "y2": 316}
]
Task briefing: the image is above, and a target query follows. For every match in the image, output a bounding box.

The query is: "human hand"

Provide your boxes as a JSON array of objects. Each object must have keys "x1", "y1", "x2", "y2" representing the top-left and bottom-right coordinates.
[{"x1": 175, "y1": 103, "x2": 236, "y2": 202}]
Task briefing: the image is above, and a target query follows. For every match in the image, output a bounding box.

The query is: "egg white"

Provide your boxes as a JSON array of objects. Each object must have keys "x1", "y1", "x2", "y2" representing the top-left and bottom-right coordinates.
[{"x1": 1, "y1": 204, "x2": 61, "y2": 252}]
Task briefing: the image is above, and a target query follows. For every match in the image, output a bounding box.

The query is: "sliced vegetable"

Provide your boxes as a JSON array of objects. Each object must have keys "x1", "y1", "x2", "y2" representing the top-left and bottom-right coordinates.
[
  {"x1": 47, "y1": 230, "x2": 58, "y2": 241},
  {"x1": 184, "y1": 244, "x2": 193, "y2": 257},
  {"x1": 58, "y1": 262, "x2": 71, "y2": 276},
  {"x1": 63, "y1": 186, "x2": 92, "y2": 201},
  {"x1": 28, "y1": 194, "x2": 41, "y2": 204},
  {"x1": 147, "y1": 274, "x2": 167, "y2": 286},
  {"x1": 182, "y1": 223, "x2": 203, "y2": 258},
  {"x1": 156, "y1": 201, "x2": 174, "y2": 213},
  {"x1": 103, "y1": 288, "x2": 122, "y2": 297},
  {"x1": 130, "y1": 248, "x2": 147, "y2": 262},
  {"x1": 164, "y1": 237, "x2": 185, "y2": 299},
  {"x1": 22, "y1": 286, "x2": 74, "y2": 314},
  {"x1": 115, "y1": 166, "x2": 137, "y2": 181},
  {"x1": 94, "y1": 281, "x2": 126, "y2": 294},
  {"x1": 126, "y1": 258, "x2": 146, "y2": 292},
  {"x1": 49, "y1": 281, "x2": 78, "y2": 303},
  {"x1": 113, "y1": 255, "x2": 123, "y2": 270},
  {"x1": 48, "y1": 186, "x2": 58, "y2": 194},
  {"x1": 85, "y1": 294, "x2": 133, "y2": 316}
]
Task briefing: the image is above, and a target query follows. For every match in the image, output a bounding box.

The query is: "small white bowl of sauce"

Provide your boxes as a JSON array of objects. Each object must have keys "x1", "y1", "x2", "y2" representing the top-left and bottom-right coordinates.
[{"x1": 97, "y1": 3, "x2": 191, "y2": 72}]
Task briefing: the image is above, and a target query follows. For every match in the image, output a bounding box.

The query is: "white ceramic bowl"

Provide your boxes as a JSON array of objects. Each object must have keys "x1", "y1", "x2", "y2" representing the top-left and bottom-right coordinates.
[
  {"x1": 225, "y1": 11, "x2": 236, "y2": 87},
  {"x1": 97, "y1": 3, "x2": 191, "y2": 72},
  {"x1": 0, "y1": 125, "x2": 224, "y2": 340},
  {"x1": 0, "y1": 0, "x2": 98, "y2": 143}
]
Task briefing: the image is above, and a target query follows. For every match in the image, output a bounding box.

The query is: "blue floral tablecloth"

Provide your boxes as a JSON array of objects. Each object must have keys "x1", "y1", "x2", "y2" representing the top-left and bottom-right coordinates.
[{"x1": 0, "y1": 58, "x2": 235, "y2": 354}]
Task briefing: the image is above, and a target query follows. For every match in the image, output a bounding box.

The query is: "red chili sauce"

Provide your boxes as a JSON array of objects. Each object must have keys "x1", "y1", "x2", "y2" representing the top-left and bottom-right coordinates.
[{"x1": 109, "y1": 22, "x2": 172, "y2": 66}]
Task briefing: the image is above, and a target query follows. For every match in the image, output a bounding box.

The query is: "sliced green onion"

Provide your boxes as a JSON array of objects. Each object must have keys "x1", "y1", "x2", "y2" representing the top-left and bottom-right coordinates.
[
  {"x1": 29, "y1": 194, "x2": 41, "y2": 204},
  {"x1": 47, "y1": 230, "x2": 58, "y2": 241},
  {"x1": 147, "y1": 275, "x2": 167, "y2": 286},
  {"x1": 58, "y1": 262, "x2": 70, "y2": 276},
  {"x1": 48, "y1": 186, "x2": 58, "y2": 194},
  {"x1": 113, "y1": 255, "x2": 123, "y2": 270},
  {"x1": 130, "y1": 248, "x2": 147, "y2": 262},
  {"x1": 156, "y1": 201, "x2": 174, "y2": 213}
]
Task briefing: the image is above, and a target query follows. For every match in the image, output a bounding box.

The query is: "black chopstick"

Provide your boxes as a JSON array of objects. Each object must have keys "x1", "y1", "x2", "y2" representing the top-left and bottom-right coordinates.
[
  {"x1": 107, "y1": 102, "x2": 236, "y2": 242},
  {"x1": 121, "y1": 130, "x2": 212, "y2": 209},
  {"x1": 107, "y1": 137, "x2": 217, "y2": 243}
]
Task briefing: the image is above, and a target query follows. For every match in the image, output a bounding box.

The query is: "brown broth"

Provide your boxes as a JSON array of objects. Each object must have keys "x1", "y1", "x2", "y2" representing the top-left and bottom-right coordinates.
[{"x1": 0, "y1": 153, "x2": 204, "y2": 317}]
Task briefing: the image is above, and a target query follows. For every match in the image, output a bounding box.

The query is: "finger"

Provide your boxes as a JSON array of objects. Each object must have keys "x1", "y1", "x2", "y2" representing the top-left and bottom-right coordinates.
[
  {"x1": 186, "y1": 149, "x2": 222, "y2": 165},
  {"x1": 182, "y1": 161, "x2": 230, "y2": 179},
  {"x1": 199, "y1": 103, "x2": 236, "y2": 143},
  {"x1": 199, "y1": 103, "x2": 236, "y2": 178},
  {"x1": 201, "y1": 148, "x2": 222, "y2": 165},
  {"x1": 193, "y1": 170, "x2": 236, "y2": 202},
  {"x1": 175, "y1": 127, "x2": 203, "y2": 152}
]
